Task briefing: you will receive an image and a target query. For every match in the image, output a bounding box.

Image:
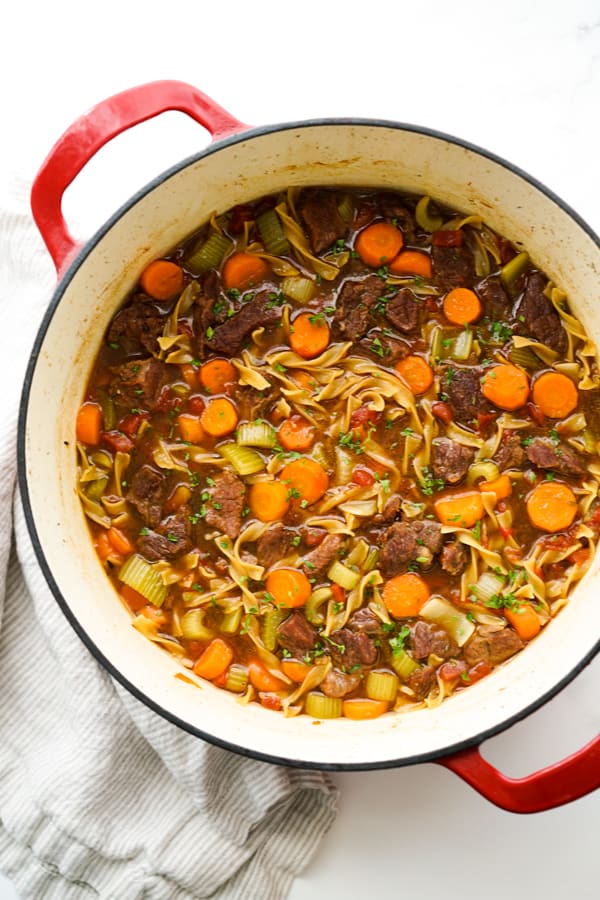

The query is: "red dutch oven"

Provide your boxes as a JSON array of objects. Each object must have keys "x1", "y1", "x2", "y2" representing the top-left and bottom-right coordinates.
[{"x1": 19, "y1": 81, "x2": 600, "y2": 813}]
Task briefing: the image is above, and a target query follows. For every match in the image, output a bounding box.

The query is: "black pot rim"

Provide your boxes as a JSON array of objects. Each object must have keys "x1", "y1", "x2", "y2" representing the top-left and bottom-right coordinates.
[{"x1": 17, "y1": 115, "x2": 600, "y2": 771}]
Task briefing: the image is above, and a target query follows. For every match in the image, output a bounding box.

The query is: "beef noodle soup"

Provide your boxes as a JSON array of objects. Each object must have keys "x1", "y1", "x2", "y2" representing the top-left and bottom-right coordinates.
[{"x1": 75, "y1": 187, "x2": 600, "y2": 719}]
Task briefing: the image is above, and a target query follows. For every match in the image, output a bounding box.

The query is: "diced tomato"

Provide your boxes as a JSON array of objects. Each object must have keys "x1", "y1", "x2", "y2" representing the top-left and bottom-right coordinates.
[
  {"x1": 439, "y1": 660, "x2": 467, "y2": 682},
  {"x1": 350, "y1": 406, "x2": 381, "y2": 439},
  {"x1": 101, "y1": 430, "x2": 135, "y2": 453},
  {"x1": 351, "y1": 466, "x2": 376, "y2": 486},
  {"x1": 120, "y1": 584, "x2": 148, "y2": 612},
  {"x1": 527, "y1": 401, "x2": 546, "y2": 427},
  {"x1": 477, "y1": 411, "x2": 497, "y2": 432},
  {"x1": 432, "y1": 401, "x2": 453, "y2": 424},
  {"x1": 424, "y1": 297, "x2": 439, "y2": 314},
  {"x1": 330, "y1": 583, "x2": 346, "y2": 606},
  {"x1": 212, "y1": 669, "x2": 229, "y2": 688},
  {"x1": 465, "y1": 661, "x2": 492, "y2": 684},
  {"x1": 188, "y1": 395, "x2": 206, "y2": 415},
  {"x1": 568, "y1": 547, "x2": 591, "y2": 566},
  {"x1": 177, "y1": 318, "x2": 193, "y2": 336},
  {"x1": 117, "y1": 413, "x2": 147, "y2": 437},
  {"x1": 431, "y1": 230, "x2": 463, "y2": 247},
  {"x1": 228, "y1": 204, "x2": 255, "y2": 234},
  {"x1": 259, "y1": 692, "x2": 283, "y2": 711}
]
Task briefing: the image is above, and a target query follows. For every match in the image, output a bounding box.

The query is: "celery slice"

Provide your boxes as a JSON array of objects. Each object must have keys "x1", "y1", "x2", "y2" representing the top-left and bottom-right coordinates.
[
  {"x1": 261, "y1": 607, "x2": 287, "y2": 651},
  {"x1": 220, "y1": 606, "x2": 243, "y2": 634},
  {"x1": 305, "y1": 587, "x2": 332, "y2": 625},
  {"x1": 327, "y1": 560, "x2": 360, "y2": 591},
  {"x1": 257, "y1": 209, "x2": 291, "y2": 256},
  {"x1": 391, "y1": 650, "x2": 420, "y2": 680},
  {"x1": 471, "y1": 571, "x2": 505, "y2": 604},
  {"x1": 218, "y1": 443, "x2": 265, "y2": 476},
  {"x1": 337, "y1": 194, "x2": 354, "y2": 224},
  {"x1": 304, "y1": 692, "x2": 342, "y2": 719},
  {"x1": 452, "y1": 327, "x2": 473, "y2": 361},
  {"x1": 225, "y1": 663, "x2": 249, "y2": 693},
  {"x1": 280, "y1": 276, "x2": 315, "y2": 304},
  {"x1": 118, "y1": 554, "x2": 168, "y2": 607},
  {"x1": 366, "y1": 670, "x2": 399, "y2": 702},
  {"x1": 467, "y1": 460, "x2": 500, "y2": 485},
  {"x1": 186, "y1": 233, "x2": 231, "y2": 274},
  {"x1": 500, "y1": 251, "x2": 529, "y2": 290},
  {"x1": 236, "y1": 421, "x2": 277, "y2": 448},
  {"x1": 180, "y1": 609, "x2": 214, "y2": 641}
]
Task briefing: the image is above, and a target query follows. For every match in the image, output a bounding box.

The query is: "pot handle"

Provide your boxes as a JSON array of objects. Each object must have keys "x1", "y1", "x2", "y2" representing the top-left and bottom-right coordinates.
[
  {"x1": 437, "y1": 732, "x2": 600, "y2": 813},
  {"x1": 30, "y1": 80, "x2": 247, "y2": 274}
]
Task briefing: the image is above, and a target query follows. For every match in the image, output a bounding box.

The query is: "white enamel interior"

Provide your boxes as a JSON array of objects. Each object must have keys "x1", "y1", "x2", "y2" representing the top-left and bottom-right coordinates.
[{"x1": 22, "y1": 122, "x2": 600, "y2": 767}]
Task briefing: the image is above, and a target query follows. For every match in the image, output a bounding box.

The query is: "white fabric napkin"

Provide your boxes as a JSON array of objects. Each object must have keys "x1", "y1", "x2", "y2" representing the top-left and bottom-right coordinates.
[{"x1": 0, "y1": 177, "x2": 337, "y2": 899}]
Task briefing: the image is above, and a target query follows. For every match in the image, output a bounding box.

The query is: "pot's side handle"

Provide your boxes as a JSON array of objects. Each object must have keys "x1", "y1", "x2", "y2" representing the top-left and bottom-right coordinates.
[
  {"x1": 30, "y1": 80, "x2": 248, "y2": 274},
  {"x1": 437, "y1": 733, "x2": 600, "y2": 813}
]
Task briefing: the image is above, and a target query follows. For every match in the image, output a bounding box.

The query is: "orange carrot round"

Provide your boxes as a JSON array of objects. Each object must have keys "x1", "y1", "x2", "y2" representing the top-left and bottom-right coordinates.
[
  {"x1": 278, "y1": 415, "x2": 316, "y2": 452},
  {"x1": 526, "y1": 481, "x2": 578, "y2": 532},
  {"x1": 248, "y1": 481, "x2": 291, "y2": 522},
  {"x1": 289, "y1": 312, "x2": 331, "y2": 360},
  {"x1": 222, "y1": 252, "x2": 270, "y2": 291},
  {"x1": 140, "y1": 259, "x2": 184, "y2": 300},
  {"x1": 355, "y1": 222, "x2": 404, "y2": 267},
  {"x1": 504, "y1": 603, "x2": 541, "y2": 641},
  {"x1": 247, "y1": 658, "x2": 287, "y2": 692},
  {"x1": 434, "y1": 491, "x2": 485, "y2": 528},
  {"x1": 443, "y1": 287, "x2": 482, "y2": 325},
  {"x1": 481, "y1": 364, "x2": 530, "y2": 410},
  {"x1": 281, "y1": 659, "x2": 312, "y2": 683},
  {"x1": 193, "y1": 638, "x2": 234, "y2": 680},
  {"x1": 265, "y1": 568, "x2": 312, "y2": 608},
  {"x1": 388, "y1": 249, "x2": 432, "y2": 278},
  {"x1": 177, "y1": 413, "x2": 206, "y2": 444},
  {"x1": 478, "y1": 473, "x2": 512, "y2": 500},
  {"x1": 199, "y1": 358, "x2": 237, "y2": 394},
  {"x1": 342, "y1": 698, "x2": 389, "y2": 720},
  {"x1": 280, "y1": 457, "x2": 329, "y2": 505},
  {"x1": 394, "y1": 355, "x2": 434, "y2": 395},
  {"x1": 107, "y1": 526, "x2": 135, "y2": 557},
  {"x1": 382, "y1": 572, "x2": 430, "y2": 618},
  {"x1": 200, "y1": 397, "x2": 238, "y2": 436},
  {"x1": 76, "y1": 401, "x2": 103, "y2": 445},
  {"x1": 120, "y1": 583, "x2": 148, "y2": 612},
  {"x1": 531, "y1": 371, "x2": 578, "y2": 419}
]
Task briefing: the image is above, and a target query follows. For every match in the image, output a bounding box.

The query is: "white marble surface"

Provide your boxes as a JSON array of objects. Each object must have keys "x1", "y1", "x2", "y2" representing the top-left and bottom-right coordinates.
[{"x1": 1, "y1": 1, "x2": 599, "y2": 897}]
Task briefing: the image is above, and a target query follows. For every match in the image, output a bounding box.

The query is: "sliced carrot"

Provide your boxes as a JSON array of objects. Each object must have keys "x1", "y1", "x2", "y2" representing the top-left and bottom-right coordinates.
[
  {"x1": 281, "y1": 659, "x2": 313, "y2": 683},
  {"x1": 434, "y1": 491, "x2": 485, "y2": 528},
  {"x1": 248, "y1": 481, "x2": 291, "y2": 522},
  {"x1": 193, "y1": 638, "x2": 234, "y2": 680},
  {"x1": 222, "y1": 252, "x2": 270, "y2": 291},
  {"x1": 388, "y1": 249, "x2": 432, "y2": 278},
  {"x1": 120, "y1": 584, "x2": 148, "y2": 612},
  {"x1": 442, "y1": 287, "x2": 482, "y2": 325},
  {"x1": 342, "y1": 698, "x2": 389, "y2": 720},
  {"x1": 265, "y1": 568, "x2": 312, "y2": 608},
  {"x1": 140, "y1": 259, "x2": 184, "y2": 300},
  {"x1": 394, "y1": 355, "x2": 434, "y2": 395},
  {"x1": 479, "y1": 474, "x2": 512, "y2": 500},
  {"x1": 355, "y1": 222, "x2": 404, "y2": 267},
  {"x1": 76, "y1": 401, "x2": 103, "y2": 445},
  {"x1": 289, "y1": 312, "x2": 331, "y2": 360},
  {"x1": 107, "y1": 526, "x2": 135, "y2": 556},
  {"x1": 278, "y1": 415, "x2": 316, "y2": 451},
  {"x1": 248, "y1": 657, "x2": 287, "y2": 692},
  {"x1": 200, "y1": 397, "x2": 238, "y2": 437},
  {"x1": 293, "y1": 370, "x2": 319, "y2": 394},
  {"x1": 504, "y1": 603, "x2": 541, "y2": 641},
  {"x1": 382, "y1": 572, "x2": 430, "y2": 618},
  {"x1": 526, "y1": 481, "x2": 578, "y2": 533},
  {"x1": 481, "y1": 364, "x2": 530, "y2": 411},
  {"x1": 177, "y1": 412, "x2": 206, "y2": 444},
  {"x1": 180, "y1": 364, "x2": 199, "y2": 389},
  {"x1": 199, "y1": 358, "x2": 237, "y2": 395},
  {"x1": 280, "y1": 457, "x2": 329, "y2": 505},
  {"x1": 95, "y1": 530, "x2": 113, "y2": 561},
  {"x1": 531, "y1": 371, "x2": 578, "y2": 419}
]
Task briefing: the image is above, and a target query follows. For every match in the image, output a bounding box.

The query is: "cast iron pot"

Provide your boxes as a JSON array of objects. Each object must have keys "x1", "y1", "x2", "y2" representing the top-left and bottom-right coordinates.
[{"x1": 19, "y1": 81, "x2": 600, "y2": 813}]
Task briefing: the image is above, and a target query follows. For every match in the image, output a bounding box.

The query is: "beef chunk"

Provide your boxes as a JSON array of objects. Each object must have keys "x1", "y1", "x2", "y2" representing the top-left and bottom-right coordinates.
[
  {"x1": 444, "y1": 366, "x2": 487, "y2": 426},
  {"x1": 328, "y1": 628, "x2": 378, "y2": 669},
  {"x1": 517, "y1": 271, "x2": 567, "y2": 354},
  {"x1": 138, "y1": 512, "x2": 192, "y2": 561},
  {"x1": 204, "y1": 470, "x2": 246, "y2": 538},
  {"x1": 299, "y1": 526, "x2": 326, "y2": 548},
  {"x1": 431, "y1": 438, "x2": 475, "y2": 484},
  {"x1": 276, "y1": 611, "x2": 318, "y2": 658},
  {"x1": 360, "y1": 330, "x2": 409, "y2": 363},
  {"x1": 301, "y1": 534, "x2": 343, "y2": 578},
  {"x1": 406, "y1": 665, "x2": 435, "y2": 700},
  {"x1": 476, "y1": 276, "x2": 511, "y2": 320},
  {"x1": 383, "y1": 287, "x2": 420, "y2": 333},
  {"x1": 320, "y1": 668, "x2": 362, "y2": 698},
  {"x1": 127, "y1": 464, "x2": 167, "y2": 528},
  {"x1": 440, "y1": 540, "x2": 468, "y2": 575},
  {"x1": 256, "y1": 523, "x2": 295, "y2": 569},
  {"x1": 299, "y1": 189, "x2": 347, "y2": 254},
  {"x1": 333, "y1": 275, "x2": 386, "y2": 341},
  {"x1": 494, "y1": 430, "x2": 526, "y2": 471},
  {"x1": 107, "y1": 297, "x2": 167, "y2": 356},
  {"x1": 347, "y1": 607, "x2": 385, "y2": 637},
  {"x1": 110, "y1": 358, "x2": 170, "y2": 411},
  {"x1": 204, "y1": 292, "x2": 281, "y2": 356},
  {"x1": 374, "y1": 494, "x2": 402, "y2": 525},
  {"x1": 432, "y1": 244, "x2": 475, "y2": 290},
  {"x1": 193, "y1": 271, "x2": 224, "y2": 359},
  {"x1": 526, "y1": 436, "x2": 586, "y2": 479},
  {"x1": 381, "y1": 519, "x2": 443, "y2": 578},
  {"x1": 379, "y1": 195, "x2": 416, "y2": 244},
  {"x1": 409, "y1": 621, "x2": 459, "y2": 661},
  {"x1": 464, "y1": 625, "x2": 523, "y2": 667}
]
